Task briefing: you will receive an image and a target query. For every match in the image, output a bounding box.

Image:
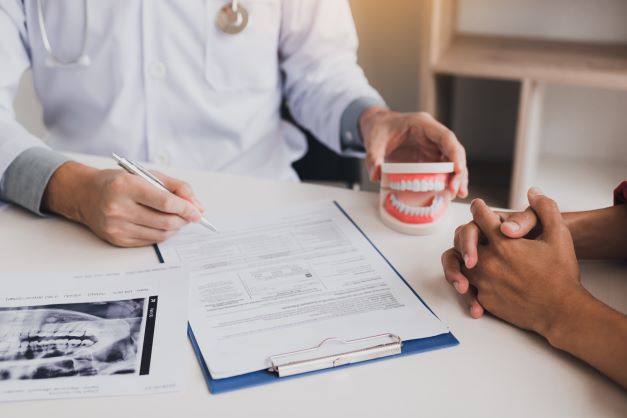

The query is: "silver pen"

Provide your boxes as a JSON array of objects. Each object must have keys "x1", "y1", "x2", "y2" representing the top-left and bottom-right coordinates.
[{"x1": 112, "y1": 153, "x2": 218, "y2": 232}]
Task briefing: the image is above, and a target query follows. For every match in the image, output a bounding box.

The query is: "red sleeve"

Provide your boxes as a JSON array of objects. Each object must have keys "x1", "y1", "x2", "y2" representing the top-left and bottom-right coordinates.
[{"x1": 614, "y1": 181, "x2": 627, "y2": 205}]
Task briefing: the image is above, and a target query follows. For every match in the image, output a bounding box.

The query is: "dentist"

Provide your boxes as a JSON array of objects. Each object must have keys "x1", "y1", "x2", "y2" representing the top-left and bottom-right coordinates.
[{"x1": 0, "y1": 0, "x2": 468, "y2": 247}]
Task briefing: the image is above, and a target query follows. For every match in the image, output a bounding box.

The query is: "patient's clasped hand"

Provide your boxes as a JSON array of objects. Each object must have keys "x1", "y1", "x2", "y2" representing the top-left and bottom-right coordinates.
[{"x1": 441, "y1": 185, "x2": 627, "y2": 388}]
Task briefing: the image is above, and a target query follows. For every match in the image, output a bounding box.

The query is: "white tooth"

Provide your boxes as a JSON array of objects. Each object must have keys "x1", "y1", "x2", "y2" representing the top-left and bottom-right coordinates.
[
  {"x1": 437, "y1": 181, "x2": 445, "y2": 191},
  {"x1": 70, "y1": 329, "x2": 85, "y2": 338},
  {"x1": 81, "y1": 340, "x2": 94, "y2": 347},
  {"x1": 428, "y1": 180, "x2": 434, "y2": 191},
  {"x1": 420, "y1": 180, "x2": 427, "y2": 191},
  {"x1": 410, "y1": 180, "x2": 418, "y2": 191}
]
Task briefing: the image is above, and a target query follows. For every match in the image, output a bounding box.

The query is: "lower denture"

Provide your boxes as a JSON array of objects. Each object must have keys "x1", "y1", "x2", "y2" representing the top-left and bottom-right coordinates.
[{"x1": 384, "y1": 193, "x2": 447, "y2": 224}]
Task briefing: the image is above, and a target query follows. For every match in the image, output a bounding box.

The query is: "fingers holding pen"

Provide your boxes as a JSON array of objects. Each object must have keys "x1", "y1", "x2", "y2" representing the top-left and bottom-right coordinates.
[{"x1": 129, "y1": 176, "x2": 202, "y2": 223}]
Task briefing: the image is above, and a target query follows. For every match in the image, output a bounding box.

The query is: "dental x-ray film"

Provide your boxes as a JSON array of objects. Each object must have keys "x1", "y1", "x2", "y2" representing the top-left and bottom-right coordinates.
[{"x1": 0, "y1": 265, "x2": 188, "y2": 402}]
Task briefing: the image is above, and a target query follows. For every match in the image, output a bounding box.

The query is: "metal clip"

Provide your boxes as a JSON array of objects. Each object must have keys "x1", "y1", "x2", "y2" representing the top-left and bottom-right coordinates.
[{"x1": 269, "y1": 333, "x2": 402, "y2": 378}]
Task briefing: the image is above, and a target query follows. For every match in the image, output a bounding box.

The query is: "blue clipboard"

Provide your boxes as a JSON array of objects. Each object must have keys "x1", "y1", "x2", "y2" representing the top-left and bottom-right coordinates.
[{"x1": 155, "y1": 201, "x2": 459, "y2": 394}]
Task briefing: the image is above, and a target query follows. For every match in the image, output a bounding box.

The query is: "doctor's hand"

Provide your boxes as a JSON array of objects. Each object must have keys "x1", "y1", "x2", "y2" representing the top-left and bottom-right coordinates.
[
  {"x1": 360, "y1": 108, "x2": 468, "y2": 198},
  {"x1": 43, "y1": 162, "x2": 204, "y2": 247}
]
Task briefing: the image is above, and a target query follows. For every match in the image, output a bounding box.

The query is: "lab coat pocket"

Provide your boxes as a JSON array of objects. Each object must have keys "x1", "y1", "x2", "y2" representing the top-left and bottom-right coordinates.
[{"x1": 204, "y1": 0, "x2": 281, "y2": 91}]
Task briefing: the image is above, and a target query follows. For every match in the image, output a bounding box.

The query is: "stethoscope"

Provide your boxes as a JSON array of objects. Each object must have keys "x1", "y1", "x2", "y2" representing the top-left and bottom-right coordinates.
[{"x1": 37, "y1": 0, "x2": 250, "y2": 68}]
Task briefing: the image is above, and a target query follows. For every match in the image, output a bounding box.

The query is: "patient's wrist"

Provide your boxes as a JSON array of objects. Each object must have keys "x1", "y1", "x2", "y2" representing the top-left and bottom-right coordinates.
[
  {"x1": 43, "y1": 161, "x2": 98, "y2": 223},
  {"x1": 542, "y1": 288, "x2": 595, "y2": 350}
]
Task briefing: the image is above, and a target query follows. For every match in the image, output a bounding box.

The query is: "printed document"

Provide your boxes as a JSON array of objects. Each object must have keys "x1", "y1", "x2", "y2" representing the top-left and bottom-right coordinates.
[
  {"x1": 0, "y1": 265, "x2": 188, "y2": 402},
  {"x1": 158, "y1": 201, "x2": 449, "y2": 379}
]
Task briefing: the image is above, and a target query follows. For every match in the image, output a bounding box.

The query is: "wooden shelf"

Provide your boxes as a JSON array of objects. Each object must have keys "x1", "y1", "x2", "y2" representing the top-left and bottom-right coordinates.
[{"x1": 434, "y1": 35, "x2": 627, "y2": 90}]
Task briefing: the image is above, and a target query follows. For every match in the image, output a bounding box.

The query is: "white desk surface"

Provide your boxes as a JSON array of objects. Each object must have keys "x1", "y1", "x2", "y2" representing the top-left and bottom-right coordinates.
[{"x1": 1, "y1": 154, "x2": 625, "y2": 417}]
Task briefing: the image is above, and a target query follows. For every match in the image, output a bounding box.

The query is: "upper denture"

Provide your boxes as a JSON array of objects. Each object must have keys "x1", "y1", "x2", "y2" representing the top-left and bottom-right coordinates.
[{"x1": 386, "y1": 173, "x2": 448, "y2": 192}]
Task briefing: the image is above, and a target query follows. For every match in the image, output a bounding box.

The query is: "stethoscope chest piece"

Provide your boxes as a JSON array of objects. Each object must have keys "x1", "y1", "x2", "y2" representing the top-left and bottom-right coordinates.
[{"x1": 217, "y1": 2, "x2": 249, "y2": 35}]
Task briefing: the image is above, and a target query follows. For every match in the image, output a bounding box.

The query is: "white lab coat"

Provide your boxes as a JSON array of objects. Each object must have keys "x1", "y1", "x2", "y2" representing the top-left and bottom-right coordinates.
[{"x1": 0, "y1": 0, "x2": 382, "y2": 181}]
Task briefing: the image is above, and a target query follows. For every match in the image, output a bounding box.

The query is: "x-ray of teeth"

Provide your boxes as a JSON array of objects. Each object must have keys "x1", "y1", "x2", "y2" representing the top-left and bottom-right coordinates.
[{"x1": 0, "y1": 299, "x2": 144, "y2": 381}]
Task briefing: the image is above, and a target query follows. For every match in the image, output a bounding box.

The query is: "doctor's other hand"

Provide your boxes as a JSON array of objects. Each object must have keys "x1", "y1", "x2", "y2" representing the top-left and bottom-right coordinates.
[
  {"x1": 43, "y1": 161, "x2": 204, "y2": 247},
  {"x1": 360, "y1": 108, "x2": 468, "y2": 198}
]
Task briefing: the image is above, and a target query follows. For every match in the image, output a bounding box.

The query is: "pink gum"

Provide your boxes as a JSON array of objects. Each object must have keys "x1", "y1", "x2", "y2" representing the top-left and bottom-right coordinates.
[{"x1": 386, "y1": 173, "x2": 449, "y2": 182}]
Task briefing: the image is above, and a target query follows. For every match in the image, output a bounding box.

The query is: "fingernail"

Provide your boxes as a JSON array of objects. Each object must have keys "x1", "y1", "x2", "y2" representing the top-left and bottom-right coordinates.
[
  {"x1": 189, "y1": 206, "x2": 202, "y2": 222},
  {"x1": 453, "y1": 282, "x2": 462, "y2": 293},
  {"x1": 529, "y1": 186, "x2": 544, "y2": 196},
  {"x1": 503, "y1": 221, "x2": 520, "y2": 232},
  {"x1": 463, "y1": 254, "x2": 470, "y2": 268},
  {"x1": 470, "y1": 305, "x2": 481, "y2": 317},
  {"x1": 193, "y1": 198, "x2": 205, "y2": 212}
]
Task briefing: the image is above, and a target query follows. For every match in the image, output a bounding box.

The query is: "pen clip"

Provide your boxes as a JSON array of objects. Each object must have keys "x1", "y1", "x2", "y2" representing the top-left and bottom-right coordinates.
[
  {"x1": 113, "y1": 153, "x2": 137, "y2": 174},
  {"x1": 132, "y1": 160, "x2": 168, "y2": 189}
]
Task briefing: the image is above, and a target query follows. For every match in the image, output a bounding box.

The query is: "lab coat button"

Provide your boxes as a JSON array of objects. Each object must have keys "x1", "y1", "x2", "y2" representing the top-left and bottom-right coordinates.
[{"x1": 149, "y1": 62, "x2": 166, "y2": 79}]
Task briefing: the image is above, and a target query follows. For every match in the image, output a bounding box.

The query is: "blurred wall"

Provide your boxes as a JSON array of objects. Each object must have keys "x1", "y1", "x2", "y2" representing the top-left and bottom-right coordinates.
[{"x1": 349, "y1": 0, "x2": 422, "y2": 112}]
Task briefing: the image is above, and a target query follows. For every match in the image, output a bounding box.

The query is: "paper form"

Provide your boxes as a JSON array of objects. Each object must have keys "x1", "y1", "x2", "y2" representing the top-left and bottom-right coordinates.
[
  {"x1": 158, "y1": 201, "x2": 449, "y2": 379},
  {"x1": 0, "y1": 265, "x2": 188, "y2": 402}
]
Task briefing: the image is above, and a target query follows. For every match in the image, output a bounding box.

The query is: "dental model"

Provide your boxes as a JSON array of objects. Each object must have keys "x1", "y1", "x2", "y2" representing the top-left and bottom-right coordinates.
[{"x1": 379, "y1": 162, "x2": 454, "y2": 235}]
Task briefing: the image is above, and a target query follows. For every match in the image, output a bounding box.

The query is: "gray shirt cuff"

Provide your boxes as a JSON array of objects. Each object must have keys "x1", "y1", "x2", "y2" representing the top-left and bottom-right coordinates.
[
  {"x1": 0, "y1": 147, "x2": 71, "y2": 216},
  {"x1": 340, "y1": 97, "x2": 387, "y2": 154}
]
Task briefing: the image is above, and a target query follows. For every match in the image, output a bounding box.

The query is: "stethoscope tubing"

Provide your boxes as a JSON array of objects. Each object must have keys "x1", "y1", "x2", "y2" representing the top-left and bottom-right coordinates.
[
  {"x1": 37, "y1": 0, "x2": 91, "y2": 67},
  {"x1": 36, "y1": 0, "x2": 247, "y2": 68}
]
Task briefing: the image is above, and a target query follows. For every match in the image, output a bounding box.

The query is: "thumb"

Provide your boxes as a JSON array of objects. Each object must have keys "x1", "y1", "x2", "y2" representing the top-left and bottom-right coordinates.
[
  {"x1": 527, "y1": 187, "x2": 563, "y2": 241},
  {"x1": 365, "y1": 137, "x2": 387, "y2": 182},
  {"x1": 153, "y1": 171, "x2": 204, "y2": 213},
  {"x1": 498, "y1": 207, "x2": 538, "y2": 238}
]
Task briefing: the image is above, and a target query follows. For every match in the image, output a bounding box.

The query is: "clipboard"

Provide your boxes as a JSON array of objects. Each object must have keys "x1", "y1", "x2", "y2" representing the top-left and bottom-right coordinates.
[{"x1": 156, "y1": 201, "x2": 459, "y2": 394}]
